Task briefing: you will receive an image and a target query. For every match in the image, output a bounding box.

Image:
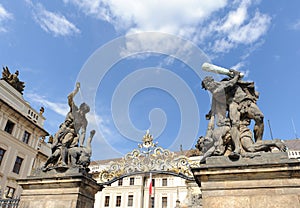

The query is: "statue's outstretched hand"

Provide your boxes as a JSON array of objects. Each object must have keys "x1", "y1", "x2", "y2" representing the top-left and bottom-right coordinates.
[
  {"x1": 229, "y1": 69, "x2": 240, "y2": 77},
  {"x1": 229, "y1": 69, "x2": 244, "y2": 79},
  {"x1": 76, "y1": 82, "x2": 80, "y2": 90},
  {"x1": 90, "y1": 130, "x2": 96, "y2": 138}
]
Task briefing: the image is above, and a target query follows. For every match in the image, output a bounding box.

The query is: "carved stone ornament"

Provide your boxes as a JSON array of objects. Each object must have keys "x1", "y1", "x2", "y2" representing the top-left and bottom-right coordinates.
[
  {"x1": 98, "y1": 131, "x2": 200, "y2": 183},
  {"x1": 1, "y1": 66, "x2": 25, "y2": 94}
]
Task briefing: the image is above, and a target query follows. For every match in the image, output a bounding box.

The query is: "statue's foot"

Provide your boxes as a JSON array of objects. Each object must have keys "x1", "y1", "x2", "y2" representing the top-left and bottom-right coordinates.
[
  {"x1": 200, "y1": 158, "x2": 206, "y2": 164},
  {"x1": 42, "y1": 166, "x2": 48, "y2": 172},
  {"x1": 214, "y1": 147, "x2": 224, "y2": 156},
  {"x1": 60, "y1": 162, "x2": 68, "y2": 167},
  {"x1": 274, "y1": 139, "x2": 287, "y2": 152},
  {"x1": 228, "y1": 152, "x2": 240, "y2": 160}
]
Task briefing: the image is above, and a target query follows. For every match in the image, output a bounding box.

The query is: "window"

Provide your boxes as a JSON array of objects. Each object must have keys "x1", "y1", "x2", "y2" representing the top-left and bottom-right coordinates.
[
  {"x1": 22, "y1": 131, "x2": 31, "y2": 144},
  {"x1": 12, "y1": 156, "x2": 23, "y2": 174},
  {"x1": 116, "y1": 196, "x2": 121, "y2": 207},
  {"x1": 162, "y1": 178, "x2": 167, "y2": 186},
  {"x1": 5, "y1": 187, "x2": 15, "y2": 199},
  {"x1": 162, "y1": 197, "x2": 167, "y2": 208},
  {"x1": 152, "y1": 179, "x2": 155, "y2": 187},
  {"x1": 128, "y1": 195, "x2": 133, "y2": 206},
  {"x1": 118, "y1": 179, "x2": 123, "y2": 186},
  {"x1": 0, "y1": 148, "x2": 6, "y2": 166},
  {"x1": 4, "y1": 120, "x2": 15, "y2": 134},
  {"x1": 151, "y1": 197, "x2": 154, "y2": 208},
  {"x1": 130, "y1": 177, "x2": 135, "y2": 185},
  {"x1": 104, "y1": 196, "x2": 110, "y2": 207}
]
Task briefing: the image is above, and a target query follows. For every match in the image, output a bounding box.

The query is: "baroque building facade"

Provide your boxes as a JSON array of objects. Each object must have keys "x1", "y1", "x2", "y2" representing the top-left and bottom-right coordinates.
[
  {"x1": 89, "y1": 131, "x2": 203, "y2": 208},
  {"x1": 90, "y1": 140, "x2": 300, "y2": 208},
  {"x1": 90, "y1": 156, "x2": 202, "y2": 208},
  {"x1": 0, "y1": 77, "x2": 50, "y2": 199}
]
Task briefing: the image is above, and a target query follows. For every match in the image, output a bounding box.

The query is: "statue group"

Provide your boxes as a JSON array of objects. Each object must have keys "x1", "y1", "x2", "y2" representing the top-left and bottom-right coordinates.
[
  {"x1": 1, "y1": 66, "x2": 25, "y2": 94},
  {"x1": 197, "y1": 63, "x2": 286, "y2": 163},
  {"x1": 42, "y1": 82, "x2": 95, "y2": 173},
  {"x1": 39, "y1": 62, "x2": 287, "y2": 171}
]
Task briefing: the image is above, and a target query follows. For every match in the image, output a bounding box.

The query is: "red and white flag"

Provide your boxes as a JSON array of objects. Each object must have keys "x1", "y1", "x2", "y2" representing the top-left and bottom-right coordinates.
[{"x1": 149, "y1": 173, "x2": 153, "y2": 195}]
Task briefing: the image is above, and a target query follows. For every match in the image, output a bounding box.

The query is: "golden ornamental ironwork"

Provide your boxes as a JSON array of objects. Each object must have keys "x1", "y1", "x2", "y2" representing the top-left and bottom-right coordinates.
[{"x1": 98, "y1": 131, "x2": 200, "y2": 183}]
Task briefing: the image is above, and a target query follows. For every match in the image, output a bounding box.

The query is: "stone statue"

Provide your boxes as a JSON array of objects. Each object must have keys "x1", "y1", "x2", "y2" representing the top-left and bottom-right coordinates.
[
  {"x1": 69, "y1": 130, "x2": 95, "y2": 168},
  {"x1": 39, "y1": 106, "x2": 45, "y2": 115},
  {"x1": 197, "y1": 63, "x2": 286, "y2": 163},
  {"x1": 42, "y1": 82, "x2": 95, "y2": 173},
  {"x1": 239, "y1": 115, "x2": 286, "y2": 153},
  {"x1": 196, "y1": 119, "x2": 232, "y2": 163},
  {"x1": 1, "y1": 66, "x2": 25, "y2": 94},
  {"x1": 201, "y1": 71, "x2": 241, "y2": 158}
]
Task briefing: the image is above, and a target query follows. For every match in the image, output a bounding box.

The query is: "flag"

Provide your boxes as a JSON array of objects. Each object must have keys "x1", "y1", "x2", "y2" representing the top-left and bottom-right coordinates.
[{"x1": 149, "y1": 173, "x2": 153, "y2": 195}]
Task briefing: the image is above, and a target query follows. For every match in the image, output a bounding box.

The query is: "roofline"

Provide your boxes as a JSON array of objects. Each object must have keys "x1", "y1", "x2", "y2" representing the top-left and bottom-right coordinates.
[{"x1": 0, "y1": 98, "x2": 49, "y2": 136}]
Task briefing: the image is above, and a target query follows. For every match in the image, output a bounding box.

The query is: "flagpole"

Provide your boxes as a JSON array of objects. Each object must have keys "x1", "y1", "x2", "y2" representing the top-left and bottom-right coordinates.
[{"x1": 148, "y1": 172, "x2": 152, "y2": 208}]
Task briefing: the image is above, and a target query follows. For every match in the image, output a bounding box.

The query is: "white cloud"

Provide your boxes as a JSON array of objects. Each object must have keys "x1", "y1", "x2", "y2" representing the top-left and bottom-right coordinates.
[
  {"x1": 86, "y1": 112, "x2": 113, "y2": 137},
  {"x1": 27, "y1": 91, "x2": 114, "y2": 140},
  {"x1": 211, "y1": 38, "x2": 235, "y2": 53},
  {"x1": 63, "y1": 0, "x2": 110, "y2": 21},
  {"x1": 290, "y1": 19, "x2": 300, "y2": 30},
  {"x1": 231, "y1": 62, "x2": 245, "y2": 71},
  {"x1": 120, "y1": 32, "x2": 194, "y2": 57},
  {"x1": 26, "y1": 93, "x2": 69, "y2": 116},
  {"x1": 201, "y1": 1, "x2": 271, "y2": 54},
  {"x1": 219, "y1": 2, "x2": 248, "y2": 32},
  {"x1": 65, "y1": 0, "x2": 271, "y2": 57},
  {"x1": 28, "y1": 2, "x2": 80, "y2": 37},
  {"x1": 0, "y1": 4, "x2": 13, "y2": 32},
  {"x1": 228, "y1": 11, "x2": 271, "y2": 44},
  {"x1": 65, "y1": 0, "x2": 227, "y2": 37}
]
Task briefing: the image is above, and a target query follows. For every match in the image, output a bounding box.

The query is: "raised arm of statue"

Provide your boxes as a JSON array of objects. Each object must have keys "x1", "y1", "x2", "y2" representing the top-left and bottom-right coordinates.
[
  {"x1": 68, "y1": 82, "x2": 80, "y2": 108},
  {"x1": 217, "y1": 71, "x2": 241, "y2": 92}
]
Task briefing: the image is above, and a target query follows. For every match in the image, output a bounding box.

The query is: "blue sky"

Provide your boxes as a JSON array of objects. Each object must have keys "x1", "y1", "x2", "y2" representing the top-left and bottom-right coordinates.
[{"x1": 1, "y1": 0, "x2": 300, "y2": 160}]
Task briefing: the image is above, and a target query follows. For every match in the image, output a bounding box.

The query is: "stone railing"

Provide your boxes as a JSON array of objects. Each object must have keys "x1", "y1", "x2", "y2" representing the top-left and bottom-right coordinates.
[
  {"x1": 0, "y1": 198, "x2": 20, "y2": 208},
  {"x1": 287, "y1": 150, "x2": 300, "y2": 159}
]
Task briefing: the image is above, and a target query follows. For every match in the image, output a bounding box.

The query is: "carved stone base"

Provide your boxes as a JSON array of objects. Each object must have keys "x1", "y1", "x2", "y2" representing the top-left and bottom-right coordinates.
[
  {"x1": 17, "y1": 173, "x2": 102, "y2": 208},
  {"x1": 191, "y1": 152, "x2": 300, "y2": 208}
]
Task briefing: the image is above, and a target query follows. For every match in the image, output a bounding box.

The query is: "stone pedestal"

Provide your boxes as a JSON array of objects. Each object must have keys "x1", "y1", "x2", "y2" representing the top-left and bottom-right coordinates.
[
  {"x1": 17, "y1": 172, "x2": 102, "y2": 208},
  {"x1": 191, "y1": 152, "x2": 300, "y2": 208}
]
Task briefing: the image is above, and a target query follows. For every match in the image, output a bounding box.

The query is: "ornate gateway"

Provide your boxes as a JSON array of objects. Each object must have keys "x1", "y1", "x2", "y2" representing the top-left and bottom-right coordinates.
[{"x1": 98, "y1": 130, "x2": 200, "y2": 184}]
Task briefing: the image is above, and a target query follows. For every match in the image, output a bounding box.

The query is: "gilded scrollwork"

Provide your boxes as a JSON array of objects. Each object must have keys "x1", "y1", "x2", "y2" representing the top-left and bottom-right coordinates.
[{"x1": 98, "y1": 131, "x2": 199, "y2": 183}]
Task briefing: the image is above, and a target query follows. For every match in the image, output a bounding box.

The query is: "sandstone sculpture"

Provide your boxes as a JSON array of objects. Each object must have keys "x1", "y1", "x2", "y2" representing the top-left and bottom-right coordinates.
[
  {"x1": 1, "y1": 66, "x2": 25, "y2": 94},
  {"x1": 197, "y1": 63, "x2": 286, "y2": 163},
  {"x1": 42, "y1": 82, "x2": 95, "y2": 173}
]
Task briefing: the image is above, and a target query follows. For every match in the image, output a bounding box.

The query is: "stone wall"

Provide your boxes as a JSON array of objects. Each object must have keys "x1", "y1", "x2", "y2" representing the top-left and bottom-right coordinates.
[{"x1": 192, "y1": 152, "x2": 300, "y2": 208}]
